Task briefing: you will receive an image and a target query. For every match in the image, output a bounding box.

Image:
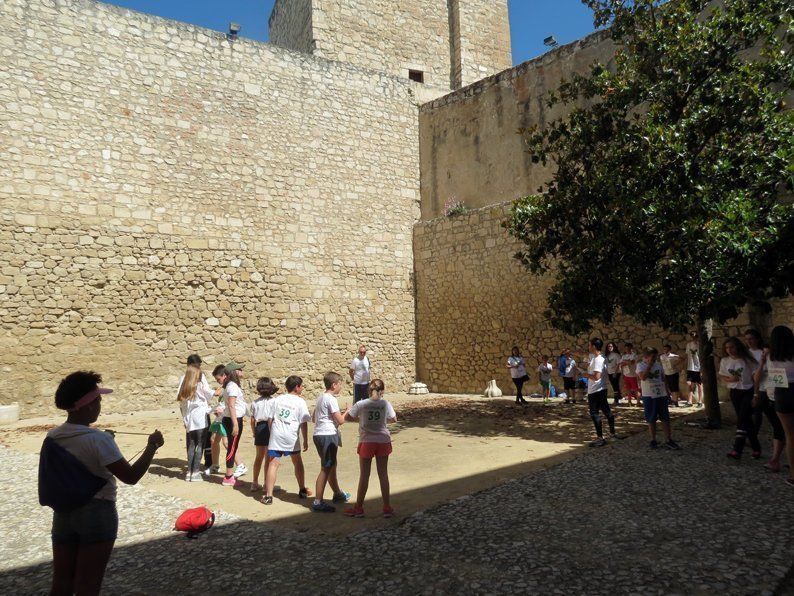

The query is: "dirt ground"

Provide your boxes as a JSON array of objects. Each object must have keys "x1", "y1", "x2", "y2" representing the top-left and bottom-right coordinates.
[{"x1": 3, "y1": 393, "x2": 689, "y2": 535}]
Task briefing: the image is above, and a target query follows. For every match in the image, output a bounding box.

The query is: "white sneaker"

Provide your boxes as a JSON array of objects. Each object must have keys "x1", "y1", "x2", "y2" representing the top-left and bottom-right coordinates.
[
  {"x1": 190, "y1": 472, "x2": 204, "y2": 482},
  {"x1": 185, "y1": 473, "x2": 192, "y2": 482},
  {"x1": 203, "y1": 467, "x2": 213, "y2": 477},
  {"x1": 233, "y1": 463, "x2": 248, "y2": 478}
]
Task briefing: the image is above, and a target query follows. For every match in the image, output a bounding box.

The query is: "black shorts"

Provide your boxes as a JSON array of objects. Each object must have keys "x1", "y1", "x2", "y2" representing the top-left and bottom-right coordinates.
[
  {"x1": 775, "y1": 386, "x2": 794, "y2": 414},
  {"x1": 563, "y1": 377, "x2": 576, "y2": 391},
  {"x1": 665, "y1": 374, "x2": 680, "y2": 393},
  {"x1": 254, "y1": 421, "x2": 270, "y2": 447},
  {"x1": 686, "y1": 370, "x2": 702, "y2": 384},
  {"x1": 313, "y1": 434, "x2": 340, "y2": 469}
]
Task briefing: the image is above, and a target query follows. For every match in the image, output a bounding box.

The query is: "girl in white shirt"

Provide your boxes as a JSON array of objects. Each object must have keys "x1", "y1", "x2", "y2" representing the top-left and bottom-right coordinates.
[
  {"x1": 250, "y1": 377, "x2": 278, "y2": 491},
  {"x1": 343, "y1": 379, "x2": 397, "y2": 518},
  {"x1": 767, "y1": 325, "x2": 794, "y2": 486},
  {"x1": 177, "y1": 365, "x2": 212, "y2": 482},
  {"x1": 719, "y1": 337, "x2": 760, "y2": 459},
  {"x1": 744, "y1": 328, "x2": 785, "y2": 472}
]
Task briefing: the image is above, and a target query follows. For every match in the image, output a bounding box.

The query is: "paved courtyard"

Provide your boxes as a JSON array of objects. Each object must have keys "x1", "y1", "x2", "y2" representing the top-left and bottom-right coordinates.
[{"x1": 1, "y1": 407, "x2": 792, "y2": 595}]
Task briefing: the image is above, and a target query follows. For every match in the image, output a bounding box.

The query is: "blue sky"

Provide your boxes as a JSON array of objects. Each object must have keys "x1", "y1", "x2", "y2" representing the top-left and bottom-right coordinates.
[{"x1": 102, "y1": 0, "x2": 597, "y2": 65}]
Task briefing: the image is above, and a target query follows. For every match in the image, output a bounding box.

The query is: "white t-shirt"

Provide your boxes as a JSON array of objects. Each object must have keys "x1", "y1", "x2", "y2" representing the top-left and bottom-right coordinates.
[
  {"x1": 605, "y1": 352, "x2": 621, "y2": 375},
  {"x1": 636, "y1": 360, "x2": 667, "y2": 398},
  {"x1": 719, "y1": 356, "x2": 755, "y2": 390},
  {"x1": 177, "y1": 374, "x2": 213, "y2": 431},
  {"x1": 620, "y1": 353, "x2": 638, "y2": 378},
  {"x1": 222, "y1": 381, "x2": 247, "y2": 419},
  {"x1": 537, "y1": 362, "x2": 552, "y2": 382},
  {"x1": 686, "y1": 341, "x2": 701, "y2": 372},
  {"x1": 349, "y1": 356, "x2": 371, "y2": 385},
  {"x1": 313, "y1": 392, "x2": 341, "y2": 436},
  {"x1": 250, "y1": 397, "x2": 272, "y2": 423},
  {"x1": 563, "y1": 358, "x2": 576, "y2": 378},
  {"x1": 507, "y1": 356, "x2": 527, "y2": 379},
  {"x1": 659, "y1": 353, "x2": 680, "y2": 376},
  {"x1": 46, "y1": 423, "x2": 124, "y2": 501},
  {"x1": 768, "y1": 359, "x2": 794, "y2": 383},
  {"x1": 587, "y1": 354, "x2": 608, "y2": 394},
  {"x1": 265, "y1": 393, "x2": 311, "y2": 451},
  {"x1": 348, "y1": 398, "x2": 396, "y2": 443}
]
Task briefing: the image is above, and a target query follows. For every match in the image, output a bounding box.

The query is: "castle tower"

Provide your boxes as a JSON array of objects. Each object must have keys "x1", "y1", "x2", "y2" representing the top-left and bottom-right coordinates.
[{"x1": 268, "y1": 0, "x2": 512, "y2": 90}]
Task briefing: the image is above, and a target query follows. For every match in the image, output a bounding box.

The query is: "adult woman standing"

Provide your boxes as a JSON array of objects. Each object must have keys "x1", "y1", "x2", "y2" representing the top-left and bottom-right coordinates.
[
  {"x1": 767, "y1": 325, "x2": 794, "y2": 486},
  {"x1": 507, "y1": 346, "x2": 529, "y2": 405},
  {"x1": 605, "y1": 342, "x2": 622, "y2": 406},
  {"x1": 745, "y1": 329, "x2": 785, "y2": 472},
  {"x1": 720, "y1": 337, "x2": 760, "y2": 459},
  {"x1": 40, "y1": 371, "x2": 163, "y2": 596}
]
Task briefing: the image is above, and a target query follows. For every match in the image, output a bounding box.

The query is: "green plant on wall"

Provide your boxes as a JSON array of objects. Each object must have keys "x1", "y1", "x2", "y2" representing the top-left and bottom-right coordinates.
[{"x1": 504, "y1": 0, "x2": 794, "y2": 428}]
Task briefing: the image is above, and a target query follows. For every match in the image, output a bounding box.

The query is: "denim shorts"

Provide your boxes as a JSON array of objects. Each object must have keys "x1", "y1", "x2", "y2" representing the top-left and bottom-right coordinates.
[{"x1": 52, "y1": 499, "x2": 119, "y2": 545}]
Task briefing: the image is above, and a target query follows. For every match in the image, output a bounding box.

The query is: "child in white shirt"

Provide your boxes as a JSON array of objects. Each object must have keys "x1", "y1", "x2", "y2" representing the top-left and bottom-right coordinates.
[
  {"x1": 311, "y1": 371, "x2": 350, "y2": 512},
  {"x1": 343, "y1": 379, "x2": 397, "y2": 518},
  {"x1": 262, "y1": 375, "x2": 312, "y2": 505},
  {"x1": 249, "y1": 377, "x2": 278, "y2": 492}
]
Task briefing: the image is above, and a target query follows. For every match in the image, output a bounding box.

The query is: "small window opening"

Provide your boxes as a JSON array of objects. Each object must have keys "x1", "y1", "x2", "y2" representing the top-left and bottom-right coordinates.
[{"x1": 408, "y1": 69, "x2": 425, "y2": 84}]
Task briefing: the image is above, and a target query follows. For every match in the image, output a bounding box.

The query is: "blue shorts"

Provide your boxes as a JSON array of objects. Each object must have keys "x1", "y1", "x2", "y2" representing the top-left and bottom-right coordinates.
[
  {"x1": 52, "y1": 499, "x2": 118, "y2": 545},
  {"x1": 642, "y1": 396, "x2": 670, "y2": 423},
  {"x1": 267, "y1": 449, "x2": 299, "y2": 458}
]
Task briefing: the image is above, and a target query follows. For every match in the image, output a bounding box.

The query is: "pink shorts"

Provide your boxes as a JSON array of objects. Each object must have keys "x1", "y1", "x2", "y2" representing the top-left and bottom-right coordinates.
[
  {"x1": 624, "y1": 376, "x2": 639, "y2": 393},
  {"x1": 357, "y1": 442, "x2": 393, "y2": 459}
]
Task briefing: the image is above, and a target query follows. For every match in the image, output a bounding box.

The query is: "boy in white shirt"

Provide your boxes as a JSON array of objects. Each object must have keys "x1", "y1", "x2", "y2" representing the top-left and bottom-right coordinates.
[
  {"x1": 562, "y1": 350, "x2": 577, "y2": 404},
  {"x1": 580, "y1": 338, "x2": 620, "y2": 447},
  {"x1": 686, "y1": 331, "x2": 704, "y2": 407},
  {"x1": 637, "y1": 347, "x2": 680, "y2": 450},
  {"x1": 262, "y1": 375, "x2": 312, "y2": 505},
  {"x1": 537, "y1": 356, "x2": 553, "y2": 403},
  {"x1": 659, "y1": 344, "x2": 684, "y2": 407},
  {"x1": 311, "y1": 372, "x2": 351, "y2": 512}
]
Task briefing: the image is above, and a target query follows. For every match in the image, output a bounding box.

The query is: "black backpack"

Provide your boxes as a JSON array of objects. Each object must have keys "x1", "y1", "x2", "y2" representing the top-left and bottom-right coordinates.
[{"x1": 38, "y1": 436, "x2": 108, "y2": 513}]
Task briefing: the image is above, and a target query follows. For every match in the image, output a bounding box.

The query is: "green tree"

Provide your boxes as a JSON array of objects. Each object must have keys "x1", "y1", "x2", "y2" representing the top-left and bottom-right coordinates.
[{"x1": 505, "y1": 0, "x2": 793, "y2": 428}]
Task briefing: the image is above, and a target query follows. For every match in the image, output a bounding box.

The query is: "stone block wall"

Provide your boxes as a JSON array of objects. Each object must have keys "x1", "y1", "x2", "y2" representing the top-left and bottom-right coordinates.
[
  {"x1": 451, "y1": 0, "x2": 513, "y2": 89},
  {"x1": 0, "y1": 0, "x2": 420, "y2": 416},
  {"x1": 309, "y1": 0, "x2": 455, "y2": 88},
  {"x1": 420, "y1": 31, "x2": 614, "y2": 220},
  {"x1": 269, "y1": 0, "x2": 314, "y2": 55},
  {"x1": 414, "y1": 204, "x2": 791, "y2": 395}
]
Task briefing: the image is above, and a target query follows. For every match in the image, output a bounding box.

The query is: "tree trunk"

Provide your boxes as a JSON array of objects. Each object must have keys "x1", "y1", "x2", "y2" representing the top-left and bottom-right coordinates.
[{"x1": 697, "y1": 316, "x2": 721, "y2": 429}]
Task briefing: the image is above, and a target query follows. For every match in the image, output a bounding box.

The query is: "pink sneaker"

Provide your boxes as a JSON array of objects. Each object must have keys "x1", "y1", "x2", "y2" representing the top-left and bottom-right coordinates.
[
  {"x1": 343, "y1": 506, "x2": 364, "y2": 518},
  {"x1": 383, "y1": 506, "x2": 395, "y2": 518},
  {"x1": 222, "y1": 475, "x2": 237, "y2": 487}
]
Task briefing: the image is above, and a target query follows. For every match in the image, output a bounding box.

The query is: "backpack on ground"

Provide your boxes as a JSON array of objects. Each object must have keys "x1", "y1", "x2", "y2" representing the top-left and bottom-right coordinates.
[
  {"x1": 38, "y1": 437, "x2": 108, "y2": 513},
  {"x1": 174, "y1": 506, "x2": 215, "y2": 539}
]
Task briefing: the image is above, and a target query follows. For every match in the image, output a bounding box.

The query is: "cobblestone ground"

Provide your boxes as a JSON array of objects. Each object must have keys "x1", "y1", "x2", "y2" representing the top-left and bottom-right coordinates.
[{"x1": 1, "y1": 417, "x2": 793, "y2": 595}]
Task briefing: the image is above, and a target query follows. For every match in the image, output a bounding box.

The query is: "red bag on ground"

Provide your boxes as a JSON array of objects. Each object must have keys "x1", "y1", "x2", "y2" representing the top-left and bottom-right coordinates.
[{"x1": 174, "y1": 507, "x2": 215, "y2": 538}]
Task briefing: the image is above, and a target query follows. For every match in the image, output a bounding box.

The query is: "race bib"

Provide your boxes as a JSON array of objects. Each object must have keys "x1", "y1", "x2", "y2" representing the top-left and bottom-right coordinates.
[
  {"x1": 277, "y1": 407, "x2": 293, "y2": 421},
  {"x1": 650, "y1": 382, "x2": 666, "y2": 398},
  {"x1": 363, "y1": 407, "x2": 384, "y2": 429},
  {"x1": 768, "y1": 368, "x2": 790, "y2": 389}
]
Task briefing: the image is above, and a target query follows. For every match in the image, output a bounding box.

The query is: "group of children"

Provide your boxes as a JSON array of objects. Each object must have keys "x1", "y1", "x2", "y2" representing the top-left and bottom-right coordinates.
[
  {"x1": 176, "y1": 357, "x2": 398, "y2": 517},
  {"x1": 509, "y1": 335, "x2": 708, "y2": 409}
]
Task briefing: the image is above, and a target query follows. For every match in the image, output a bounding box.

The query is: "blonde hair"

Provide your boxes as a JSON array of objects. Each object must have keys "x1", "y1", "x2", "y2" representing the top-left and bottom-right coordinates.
[
  {"x1": 368, "y1": 379, "x2": 385, "y2": 400},
  {"x1": 177, "y1": 366, "x2": 201, "y2": 402}
]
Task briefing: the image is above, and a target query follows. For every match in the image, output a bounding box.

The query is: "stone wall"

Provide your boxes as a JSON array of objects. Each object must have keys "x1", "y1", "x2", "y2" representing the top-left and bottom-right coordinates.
[
  {"x1": 309, "y1": 0, "x2": 455, "y2": 88},
  {"x1": 0, "y1": 0, "x2": 420, "y2": 417},
  {"x1": 420, "y1": 31, "x2": 614, "y2": 220},
  {"x1": 269, "y1": 0, "x2": 314, "y2": 55},
  {"x1": 414, "y1": 204, "x2": 791, "y2": 395},
  {"x1": 452, "y1": 0, "x2": 513, "y2": 88}
]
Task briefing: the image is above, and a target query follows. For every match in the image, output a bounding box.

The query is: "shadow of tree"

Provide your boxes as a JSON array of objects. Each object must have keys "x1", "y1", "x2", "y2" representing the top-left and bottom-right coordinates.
[{"x1": 393, "y1": 397, "x2": 654, "y2": 443}]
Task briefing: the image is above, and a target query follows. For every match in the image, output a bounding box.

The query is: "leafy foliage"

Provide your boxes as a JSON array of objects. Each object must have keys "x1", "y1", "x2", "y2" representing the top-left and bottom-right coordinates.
[{"x1": 505, "y1": 0, "x2": 794, "y2": 336}]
